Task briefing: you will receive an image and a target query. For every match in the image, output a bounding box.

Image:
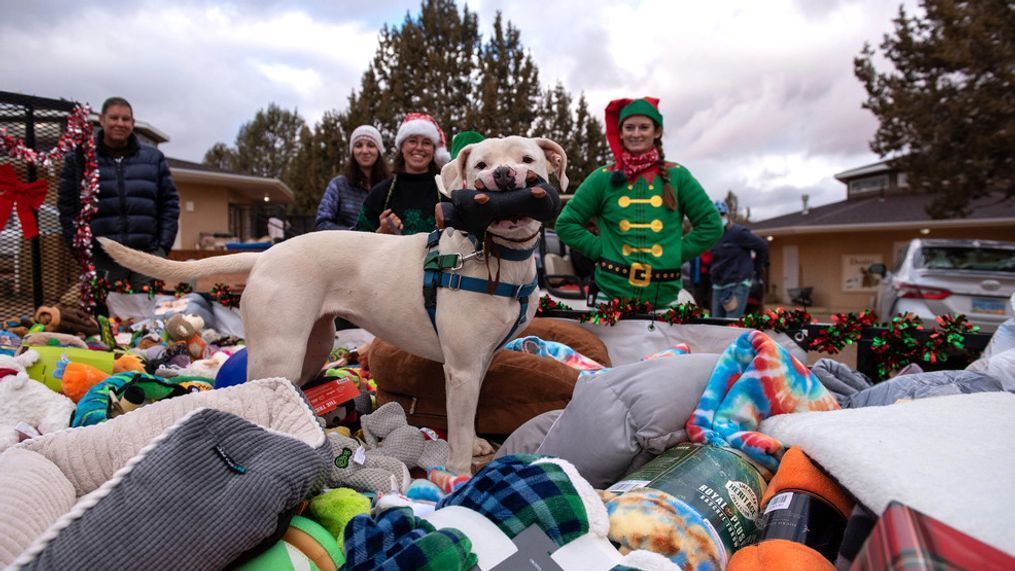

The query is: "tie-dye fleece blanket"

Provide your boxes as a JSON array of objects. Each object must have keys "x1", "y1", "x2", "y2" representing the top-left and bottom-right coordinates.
[{"x1": 685, "y1": 330, "x2": 839, "y2": 473}]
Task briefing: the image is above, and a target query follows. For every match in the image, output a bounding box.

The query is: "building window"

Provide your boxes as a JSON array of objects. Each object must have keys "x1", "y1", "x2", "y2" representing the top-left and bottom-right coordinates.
[
  {"x1": 848, "y1": 174, "x2": 889, "y2": 197},
  {"x1": 897, "y1": 173, "x2": 908, "y2": 188}
]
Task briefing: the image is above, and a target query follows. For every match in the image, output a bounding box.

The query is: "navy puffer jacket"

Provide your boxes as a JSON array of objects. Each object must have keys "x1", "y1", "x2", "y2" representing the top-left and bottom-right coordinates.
[
  {"x1": 709, "y1": 223, "x2": 769, "y2": 286},
  {"x1": 58, "y1": 131, "x2": 180, "y2": 253}
]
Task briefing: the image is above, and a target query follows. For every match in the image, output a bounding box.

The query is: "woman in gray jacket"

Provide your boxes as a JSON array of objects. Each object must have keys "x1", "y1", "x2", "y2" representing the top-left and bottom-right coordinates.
[{"x1": 314, "y1": 125, "x2": 390, "y2": 231}]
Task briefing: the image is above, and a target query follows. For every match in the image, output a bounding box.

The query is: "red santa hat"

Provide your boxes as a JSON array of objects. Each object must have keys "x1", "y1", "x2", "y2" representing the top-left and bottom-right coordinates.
[{"x1": 394, "y1": 112, "x2": 451, "y2": 167}]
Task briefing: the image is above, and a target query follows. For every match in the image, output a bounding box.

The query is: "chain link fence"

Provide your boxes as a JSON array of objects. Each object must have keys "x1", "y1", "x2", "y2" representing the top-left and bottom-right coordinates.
[{"x1": 1, "y1": 92, "x2": 80, "y2": 322}]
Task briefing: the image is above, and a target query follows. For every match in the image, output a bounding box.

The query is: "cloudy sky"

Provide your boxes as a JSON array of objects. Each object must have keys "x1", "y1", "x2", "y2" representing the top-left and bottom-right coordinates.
[{"x1": 1, "y1": 0, "x2": 918, "y2": 220}]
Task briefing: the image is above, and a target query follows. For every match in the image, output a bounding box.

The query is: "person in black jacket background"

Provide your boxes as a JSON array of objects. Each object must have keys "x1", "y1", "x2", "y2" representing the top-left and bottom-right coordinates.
[
  {"x1": 709, "y1": 200, "x2": 768, "y2": 318},
  {"x1": 58, "y1": 97, "x2": 180, "y2": 292}
]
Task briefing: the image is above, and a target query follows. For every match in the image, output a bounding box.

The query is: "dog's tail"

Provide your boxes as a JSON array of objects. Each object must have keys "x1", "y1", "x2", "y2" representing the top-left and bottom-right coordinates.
[{"x1": 98, "y1": 237, "x2": 260, "y2": 282}]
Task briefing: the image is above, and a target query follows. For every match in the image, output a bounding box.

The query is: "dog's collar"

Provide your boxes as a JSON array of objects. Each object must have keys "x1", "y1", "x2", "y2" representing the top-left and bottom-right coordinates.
[
  {"x1": 426, "y1": 228, "x2": 537, "y2": 263},
  {"x1": 485, "y1": 239, "x2": 537, "y2": 262}
]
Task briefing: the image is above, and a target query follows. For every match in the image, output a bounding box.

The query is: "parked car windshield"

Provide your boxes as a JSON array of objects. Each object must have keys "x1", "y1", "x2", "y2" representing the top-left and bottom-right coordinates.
[{"x1": 914, "y1": 246, "x2": 1015, "y2": 273}]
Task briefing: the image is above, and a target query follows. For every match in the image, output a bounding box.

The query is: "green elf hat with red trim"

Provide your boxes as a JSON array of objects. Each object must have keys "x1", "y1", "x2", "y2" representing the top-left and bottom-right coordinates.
[{"x1": 604, "y1": 97, "x2": 663, "y2": 166}]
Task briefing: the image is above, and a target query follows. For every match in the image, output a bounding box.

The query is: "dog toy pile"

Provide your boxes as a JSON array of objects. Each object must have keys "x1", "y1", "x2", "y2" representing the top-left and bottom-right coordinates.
[{"x1": 3, "y1": 286, "x2": 1015, "y2": 569}]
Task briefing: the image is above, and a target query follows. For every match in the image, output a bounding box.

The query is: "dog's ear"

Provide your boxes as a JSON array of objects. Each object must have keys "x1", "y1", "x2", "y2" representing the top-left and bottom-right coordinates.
[
  {"x1": 534, "y1": 138, "x2": 569, "y2": 192},
  {"x1": 436, "y1": 163, "x2": 455, "y2": 197},
  {"x1": 439, "y1": 144, "x2": 474, "y2": 194}
]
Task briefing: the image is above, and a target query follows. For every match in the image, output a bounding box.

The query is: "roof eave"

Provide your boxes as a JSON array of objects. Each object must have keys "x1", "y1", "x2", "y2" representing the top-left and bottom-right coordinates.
[
  {"x1": 757, "y1": 216, "x2": 1015, "y2": 237},
  {"x1": 171, "y1": 167, "x2": 295, "y2": 204}
]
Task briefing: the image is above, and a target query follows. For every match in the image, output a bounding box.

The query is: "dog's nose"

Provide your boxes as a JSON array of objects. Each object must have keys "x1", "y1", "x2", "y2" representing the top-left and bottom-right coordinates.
[{"x1": 492, "y1": 166, "x2": 517, "y2": 191}]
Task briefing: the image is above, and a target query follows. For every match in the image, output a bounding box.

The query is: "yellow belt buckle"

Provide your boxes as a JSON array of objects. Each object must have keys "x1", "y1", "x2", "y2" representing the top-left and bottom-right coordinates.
[{"x1": 628, "y1": 262, "x2": 652, "y2": 287}]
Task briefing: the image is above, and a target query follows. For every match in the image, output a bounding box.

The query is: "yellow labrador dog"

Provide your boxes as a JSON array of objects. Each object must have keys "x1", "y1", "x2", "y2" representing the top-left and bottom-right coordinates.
[{"x1": 99, "y1": 136, "x2": 567, "y2": 474}]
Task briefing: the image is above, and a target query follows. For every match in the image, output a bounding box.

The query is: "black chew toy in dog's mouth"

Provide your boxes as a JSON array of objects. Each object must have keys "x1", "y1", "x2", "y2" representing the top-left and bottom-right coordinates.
[{"x1": 435, "y1": 176, "x2": 562, "y2": 237}]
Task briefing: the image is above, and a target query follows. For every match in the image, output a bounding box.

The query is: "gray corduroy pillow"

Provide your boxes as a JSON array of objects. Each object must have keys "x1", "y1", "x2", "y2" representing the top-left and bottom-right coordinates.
[{"x1": 14, "y1": 408, "x2": 329, "y2": 571}]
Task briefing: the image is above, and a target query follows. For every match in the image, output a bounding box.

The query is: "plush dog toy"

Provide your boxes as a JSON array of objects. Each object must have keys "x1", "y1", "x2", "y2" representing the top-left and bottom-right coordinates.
[
  {"x1": 0, "y1": 349, "x2": 76, "y2": 451},
  {"x1": 165, "y1": 314, "x2": 207, "y2": 360},
  {"x1": 327, "y1": 432, "x2": 411, "y2": 494},
  {"x1": 361, "y1": 402, "x2": 449, "y2": 471},
  {"x1": 435, "y1": 177, "x2": 562, "y2": 238}
]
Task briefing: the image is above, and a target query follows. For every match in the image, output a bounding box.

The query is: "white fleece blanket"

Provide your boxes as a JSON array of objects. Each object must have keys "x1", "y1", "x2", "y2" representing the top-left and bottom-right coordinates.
[
  {"x1": 0, "y1": 377, "x2": 323, "y2": 568},
  {"x1": 760, "y1": 392, "x2": 1015, "y2": 556}
]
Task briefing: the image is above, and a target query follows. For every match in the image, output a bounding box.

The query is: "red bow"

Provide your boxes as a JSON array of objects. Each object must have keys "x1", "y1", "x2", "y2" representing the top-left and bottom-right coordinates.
[{"x1": 0, "y1": 163, "x2": 49, "y2": 239}]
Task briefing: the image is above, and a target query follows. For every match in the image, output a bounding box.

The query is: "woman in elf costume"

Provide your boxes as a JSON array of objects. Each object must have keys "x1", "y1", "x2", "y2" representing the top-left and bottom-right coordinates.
[{"x1": 556, "y1": 97, "x2": 723, "y2": 306}]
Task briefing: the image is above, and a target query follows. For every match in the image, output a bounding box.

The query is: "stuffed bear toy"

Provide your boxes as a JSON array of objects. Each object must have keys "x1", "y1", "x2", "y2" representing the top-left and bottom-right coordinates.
[
  {"x1": 165, "y1": 314, "x2": 208, "y2": 360},
  {"x1": 361, "y1": 402, "x2": 449, "y2": 471},
  {"x1": 0, "y1": 349, "x2": 76, "y2": 451}
]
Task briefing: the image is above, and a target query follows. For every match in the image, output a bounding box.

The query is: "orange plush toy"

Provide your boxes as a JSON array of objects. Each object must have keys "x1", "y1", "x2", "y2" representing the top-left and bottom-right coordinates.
[{"x1": 61, "y1": 362, "x2": 111, "y2": 402}]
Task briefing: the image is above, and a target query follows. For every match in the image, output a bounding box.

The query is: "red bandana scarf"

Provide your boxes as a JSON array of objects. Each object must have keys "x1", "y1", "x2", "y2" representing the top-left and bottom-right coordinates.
[{"x1": 619, "y1": 148, "x2": 659, "y2": 181}]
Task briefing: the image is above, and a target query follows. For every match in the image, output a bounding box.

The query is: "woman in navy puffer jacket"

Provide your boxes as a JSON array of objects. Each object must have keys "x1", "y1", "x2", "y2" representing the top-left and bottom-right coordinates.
[{"x1": 58, "y1": 97, "x2": 179, "y2": 289}]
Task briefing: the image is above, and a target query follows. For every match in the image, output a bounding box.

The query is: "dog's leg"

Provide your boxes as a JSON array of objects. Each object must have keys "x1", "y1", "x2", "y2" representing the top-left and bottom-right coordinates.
[
  {"x1": 242, "y1": 288, "x2": 319, "y2": 385},
  {"x1": 301, "y1": 316, "x2": 337, "y2": 383},
  {"x1": 442, "y1": 359, "x2": 492, "y2": 475}
]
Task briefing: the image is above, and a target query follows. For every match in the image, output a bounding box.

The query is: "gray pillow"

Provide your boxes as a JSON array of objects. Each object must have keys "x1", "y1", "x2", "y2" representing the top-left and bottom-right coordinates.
[
  {"x1": 536, "y1": 354, "x2": 718, "y2": 488},
  {"x1": 16, "y1": 408, "x2": 329, "y2": 571},
  {"x1": 495, "y1": 410, "x2": 563, "y2": 459}
]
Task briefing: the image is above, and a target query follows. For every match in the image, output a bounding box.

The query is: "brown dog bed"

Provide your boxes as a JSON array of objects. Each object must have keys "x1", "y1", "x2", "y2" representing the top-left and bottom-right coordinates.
[{"x1": 370, "y1": 318, "x2": 610, "y2": 435}]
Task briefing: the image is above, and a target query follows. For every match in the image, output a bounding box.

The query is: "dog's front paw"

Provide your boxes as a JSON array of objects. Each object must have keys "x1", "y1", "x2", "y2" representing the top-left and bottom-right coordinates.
[{"x1": 472, "y1": 436, "x2": 495, "y2": 457}]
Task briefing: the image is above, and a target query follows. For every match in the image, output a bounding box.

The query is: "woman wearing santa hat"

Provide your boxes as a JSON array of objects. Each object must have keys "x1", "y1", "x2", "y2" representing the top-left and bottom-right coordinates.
[
  {"x1": 354, "y1": 113, "x2": 451, "y2": 235},
  {"x1": 555, "y1": 97, "x2": 722, "y2": 307}
]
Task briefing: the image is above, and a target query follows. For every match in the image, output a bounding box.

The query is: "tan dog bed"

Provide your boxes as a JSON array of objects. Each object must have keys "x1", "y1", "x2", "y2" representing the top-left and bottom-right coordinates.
[{"x1": 371, "y1": 318, "x2": 610, "y2": 434}]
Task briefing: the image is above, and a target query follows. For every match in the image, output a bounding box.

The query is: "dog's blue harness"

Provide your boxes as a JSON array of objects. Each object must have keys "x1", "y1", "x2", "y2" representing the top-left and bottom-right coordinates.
[{"x1": 422, "y1": 229, "x2": 539, "y2": 348}]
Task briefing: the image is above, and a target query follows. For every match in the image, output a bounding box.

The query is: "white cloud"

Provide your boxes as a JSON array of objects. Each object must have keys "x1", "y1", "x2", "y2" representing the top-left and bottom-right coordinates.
[{"x1": 1, "y1": 0, "x2": 922, "y2": 218}]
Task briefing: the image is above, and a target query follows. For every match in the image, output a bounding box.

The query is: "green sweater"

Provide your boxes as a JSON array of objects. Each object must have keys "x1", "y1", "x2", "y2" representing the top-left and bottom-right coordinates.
[{"x1": 555, "y1": 162, "x2": 722, "y2": 305}]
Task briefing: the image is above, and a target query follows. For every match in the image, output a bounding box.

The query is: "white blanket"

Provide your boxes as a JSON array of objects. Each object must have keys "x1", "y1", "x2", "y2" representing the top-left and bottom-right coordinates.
[{"x1": 760, "y1": 392, "x2": 1015, "y2": 556}]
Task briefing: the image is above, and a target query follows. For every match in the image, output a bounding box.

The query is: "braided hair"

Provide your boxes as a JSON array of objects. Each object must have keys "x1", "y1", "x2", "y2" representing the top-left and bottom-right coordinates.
[{"x1": 655, "y1": 139, "x2": 677, "y2": 211}]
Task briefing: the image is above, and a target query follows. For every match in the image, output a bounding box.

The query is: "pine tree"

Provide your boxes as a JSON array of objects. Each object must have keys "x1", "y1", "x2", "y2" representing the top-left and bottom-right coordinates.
[
  {"x1": 531, "y1": 84, "x2": 608, "y2": 191},
  {"x1": 202, "y1": 142, "x2": 236, "y2": 171},
  {"x1": 567, "y1": 93, "x2": 610, "y2": 191},
  {"x1": 233, "y1": 104, "x2": 306, "y2": 179},
  {"x1": 204, "y1": 103, "x2": 306, "y2": 180},
  {"x1": 356, "y1": 0, "x2": 481, "y2": 140},
  {"x1": 202, "y1": 0, "x2": 610, "y2": 217},
  {"x1": 855, "y1": 0, "x2": 1014, "y2": 218},
  {"x1": 470, "y1": 13, "x2": 541, "y2": 137}
]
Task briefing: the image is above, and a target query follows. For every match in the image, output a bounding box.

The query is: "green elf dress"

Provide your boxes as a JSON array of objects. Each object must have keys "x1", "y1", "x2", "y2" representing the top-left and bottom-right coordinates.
[{"x1": 556, "y1": 97, "x2": 722, "y2": 306}]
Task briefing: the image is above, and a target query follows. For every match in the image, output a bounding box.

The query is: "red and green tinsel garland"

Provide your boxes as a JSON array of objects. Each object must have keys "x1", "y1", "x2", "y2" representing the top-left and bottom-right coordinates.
[
  {"x1": 209, "y1": 283, "x2": 241, "y2": 308},
  {"x1": 660, "y1": 303, "x2": 709, "y2": 325},
  {"x1": 93, "y1": 278, "x2": 202, "y2": 303},
  {"x1": 529, "y1": 295, "x2": 983, "y2": 376},
  {"x1": 537, "y1": 295, "x2": 571, "y2": 313},
  {"x1": 579, "y1": 298, "x2": 654, "y2": 326},
  {"x1": 0, "y1": 104, "x2": 99, "y2": 311},
  {"x1": 735, "y1": 307, "x2": 812, "y2": 333},
  {"x1": 809, "y1": 310, "x2": 879, "y2": 354}
]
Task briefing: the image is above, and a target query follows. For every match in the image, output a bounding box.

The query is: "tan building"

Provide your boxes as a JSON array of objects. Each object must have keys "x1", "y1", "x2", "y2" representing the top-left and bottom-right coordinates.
[
  {"x1": 749, "y1": 160, "x2": 1015, "y2": 313},
  {"x1": 130, "y1": 124, "x2": 295, "y2": 253},
  {"x1": 167, "y1": 158, "x2": 293, "y2": 252}
]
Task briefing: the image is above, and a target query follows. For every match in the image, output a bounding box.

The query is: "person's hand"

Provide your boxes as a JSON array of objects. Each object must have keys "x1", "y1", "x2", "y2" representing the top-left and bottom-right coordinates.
[{"x1": 377, "y1": 209, "x2": 403, "y2": 234}]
